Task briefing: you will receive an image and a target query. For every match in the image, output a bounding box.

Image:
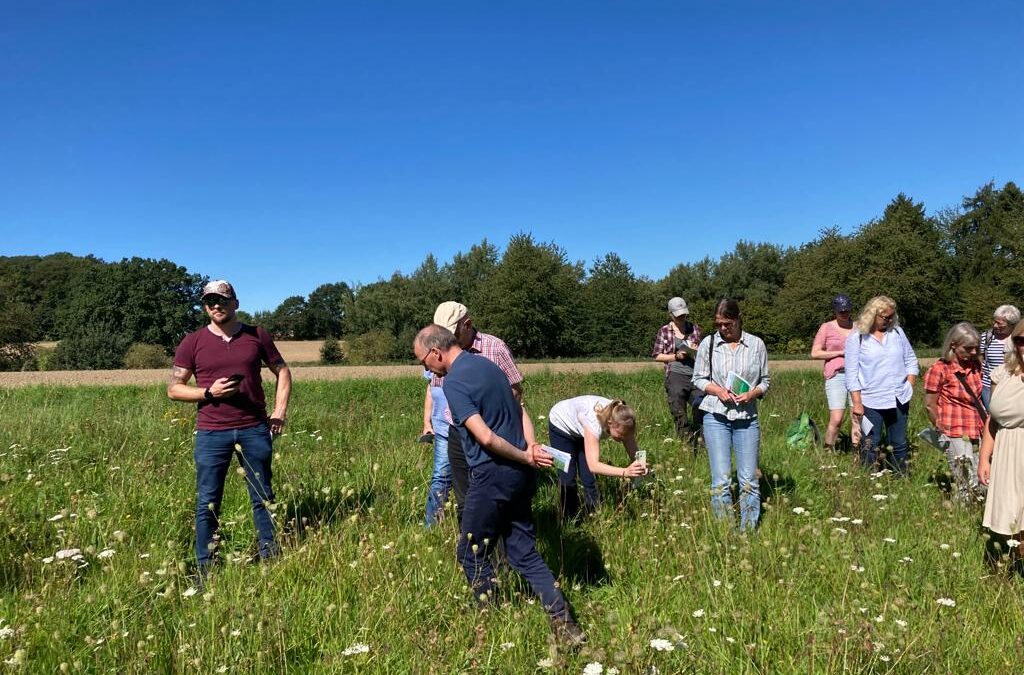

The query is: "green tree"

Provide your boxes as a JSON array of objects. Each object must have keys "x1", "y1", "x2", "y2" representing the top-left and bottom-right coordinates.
[
  {"x1": 582, "y1": 253, "x2": 651, "y2": 357},
  {"x1": 850, "y1": 194, "x2": 951, "y2": 345},
  {"x1": 266, "y1": 296, "x2": 310, "y2": 339},
  {"x1": 0, "y1": 299, "x2": 35, "y2": 371},
  {"x1": 476, "y1": 234, "x2": 584, "y2": 358},
  {"x1": 305, "y1": 282, "x2": 354, "y2": 338},
  {"x1": 444, "y1": 240, "x2": 499, "y2": 310},
  {"x1": 54, "y1": 257, "x2": 205, "y2": 350}
]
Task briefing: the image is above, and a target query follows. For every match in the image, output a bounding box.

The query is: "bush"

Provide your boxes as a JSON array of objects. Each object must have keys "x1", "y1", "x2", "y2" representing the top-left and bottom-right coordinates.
[
  {"x1": 123, "y1": 343, "x2": 171, "y2": 369},
  {"x1": 320, "y1": 336, "x2": 346, "y2": 364},
  {"x1": 345, "y1": 330, "x2": 396, "y2": 364},
  {"x1": 52, "y1": 326, "x2": 132, "y2": 370},
  {"x1": 34, "y1": 346, "x2": 57, "y2": 371}
]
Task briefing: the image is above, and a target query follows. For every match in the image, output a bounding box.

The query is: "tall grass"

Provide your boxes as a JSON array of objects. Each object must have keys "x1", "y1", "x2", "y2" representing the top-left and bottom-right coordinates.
[{"x1": 1, "y1": 370, "x2": 1022, "y2": 673}]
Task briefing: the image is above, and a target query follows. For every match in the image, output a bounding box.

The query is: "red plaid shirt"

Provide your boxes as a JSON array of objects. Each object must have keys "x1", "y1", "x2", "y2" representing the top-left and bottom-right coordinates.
[
  {"x1": 651, "y1": 321, "x2": 703, "y2": 373},
  {"x1": 431, "y1": 331, "x2": 522, "y2": 423},
  {"x1": 923, "y1": 359, "x2": 984, "y2": 440}
]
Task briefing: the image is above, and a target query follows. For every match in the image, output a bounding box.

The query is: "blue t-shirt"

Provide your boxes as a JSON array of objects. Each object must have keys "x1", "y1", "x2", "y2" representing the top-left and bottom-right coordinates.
[{"x1": 442, "y1": 351, "x2": 526, "y2": 468}]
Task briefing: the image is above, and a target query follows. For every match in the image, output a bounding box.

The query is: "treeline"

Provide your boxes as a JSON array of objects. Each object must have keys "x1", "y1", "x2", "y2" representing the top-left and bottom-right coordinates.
[{"x1": 1, "y1": 181, "x2": 1022, "y2": 370}]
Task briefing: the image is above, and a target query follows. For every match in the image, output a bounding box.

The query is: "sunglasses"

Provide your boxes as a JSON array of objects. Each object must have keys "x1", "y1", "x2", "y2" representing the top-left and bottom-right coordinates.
[{"x1": 203, "y1": 295, "x2": 232, "y2": 307}]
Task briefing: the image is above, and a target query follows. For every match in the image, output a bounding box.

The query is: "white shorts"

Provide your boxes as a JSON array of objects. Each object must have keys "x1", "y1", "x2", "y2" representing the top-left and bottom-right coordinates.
[{"x1": 825, "y1": 372, "x2": 851, "y2": 410}]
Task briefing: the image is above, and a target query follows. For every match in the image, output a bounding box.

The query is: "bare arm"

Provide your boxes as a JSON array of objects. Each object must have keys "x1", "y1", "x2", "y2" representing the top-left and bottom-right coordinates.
[
  {"x1": 167, "y1": 365, "x2": 239, "y2": 402},
  {"x1": 979, "y1": 415, "x2": 998, "y2": 486},
  {"x1": 422, "y1": 387, "x2": 434, "y2": 435},
  {"x1": 266, "y1": 360, "x2": 292, "y2": 434},
  {"x1": 582, "y1": 428, "x2": 645, "y2": 478},
  {"x1": 520, "y1": 404, "x2": 537, "y2": 446},
  {"x1": 463, "y1": 413, "x2": 551, "y2": 468},
  {"x1": 924, "y1": 391, "x2": 940, "y2": 429}
]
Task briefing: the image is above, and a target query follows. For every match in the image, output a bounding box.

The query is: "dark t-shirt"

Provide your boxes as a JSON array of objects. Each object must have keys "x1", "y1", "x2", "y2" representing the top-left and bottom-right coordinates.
[
  {"x1": 173, "y1": 324, "x2": 284, "y2": 431},
  {"x1": 443, "y1": 352, "x2": 526, "y2": 468}
]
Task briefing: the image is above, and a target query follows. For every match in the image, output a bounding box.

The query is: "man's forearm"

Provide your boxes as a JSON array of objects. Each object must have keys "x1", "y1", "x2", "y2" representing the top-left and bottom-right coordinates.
[
  {"x1": 478, "y1": 428, "x2": 528, "y2": 464},
  {"x1": 272, "y1": 367, "x2": 292, "y2": 417},
  {"x1": 168, "y1": 383, "x2": 206, "y2": 402}
]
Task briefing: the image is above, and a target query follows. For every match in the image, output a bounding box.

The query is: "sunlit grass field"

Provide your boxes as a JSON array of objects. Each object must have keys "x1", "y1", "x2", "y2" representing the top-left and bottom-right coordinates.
[{"x1": 1, "y1": 369, "x2": 1022, "y2": 673}]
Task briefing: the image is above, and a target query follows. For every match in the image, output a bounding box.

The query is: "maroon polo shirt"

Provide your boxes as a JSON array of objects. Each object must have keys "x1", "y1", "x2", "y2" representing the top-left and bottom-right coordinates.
[{"x1": 173, "y1": 324, "x2": 284, "y2": 431}]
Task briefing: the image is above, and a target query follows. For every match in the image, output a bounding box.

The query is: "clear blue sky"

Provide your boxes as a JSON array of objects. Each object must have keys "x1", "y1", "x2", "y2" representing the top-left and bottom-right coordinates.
[{"x1": 3, "y1": 1, "x2": 1022, "y2": 311}]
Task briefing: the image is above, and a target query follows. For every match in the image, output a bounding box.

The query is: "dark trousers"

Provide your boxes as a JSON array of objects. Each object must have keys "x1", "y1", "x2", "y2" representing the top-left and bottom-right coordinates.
[
  {"x1": 458, "y1": 459, "x2": 571, "y2": 620},
  {"x1": 548, "y1": 423, "x2": 599, "y2": 521},
  {"x1": 861, "y1": 402, "x2": 910, "y2": 474},
  {"x1": 447, "y1": 428, "x2": 469, "y2": 523},
  {"x1": 666, "y1": 371, "x2": 703, "y2": 439}
]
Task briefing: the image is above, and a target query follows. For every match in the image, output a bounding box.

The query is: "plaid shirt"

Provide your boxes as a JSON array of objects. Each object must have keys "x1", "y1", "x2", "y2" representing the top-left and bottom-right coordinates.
[
  {"x1": 923, "y1": 359, "x2": 984, "y2": 440},
  {"x1": 651, "y1": 321, "x2": 703, "y2": 373},
  {"x1": 431, "y1": 331, "x2": 522, "y2": 424}
]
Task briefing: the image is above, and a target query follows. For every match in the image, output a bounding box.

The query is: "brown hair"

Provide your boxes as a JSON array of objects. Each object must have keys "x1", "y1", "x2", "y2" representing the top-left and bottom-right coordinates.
[{"x1": 594, "y1": 399, "x2": 635, "y2": 434}]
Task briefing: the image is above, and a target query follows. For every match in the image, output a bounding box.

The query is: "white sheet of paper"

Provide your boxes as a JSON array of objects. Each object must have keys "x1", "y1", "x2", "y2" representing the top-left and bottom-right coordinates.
[
  {"x1": 541, "y1": 445, "x2": 572, "y2": 474},
  {"x1": 860, "y1": 416, "x2": 874, "y2": 436}
]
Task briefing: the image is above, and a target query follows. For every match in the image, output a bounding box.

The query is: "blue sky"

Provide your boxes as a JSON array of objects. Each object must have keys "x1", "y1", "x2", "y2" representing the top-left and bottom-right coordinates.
[{"x1": 2, "y1": 1, "x2": 1022, "y2": 311}]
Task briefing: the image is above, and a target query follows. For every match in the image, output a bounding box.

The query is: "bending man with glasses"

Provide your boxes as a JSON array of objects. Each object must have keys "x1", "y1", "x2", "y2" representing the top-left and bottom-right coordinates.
[{"x1": 168, "y1": 280, "x2": 292, "y2": 581}]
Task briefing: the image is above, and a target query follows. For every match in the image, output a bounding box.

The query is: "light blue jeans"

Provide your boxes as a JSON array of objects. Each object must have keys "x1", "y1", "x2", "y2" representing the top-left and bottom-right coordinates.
[
  {"x1": 424, "y1": 433, "x2": 451, "y2": 527},
  {"x1": 703, "y1": 413, "x2": 761, "y2": 531}
]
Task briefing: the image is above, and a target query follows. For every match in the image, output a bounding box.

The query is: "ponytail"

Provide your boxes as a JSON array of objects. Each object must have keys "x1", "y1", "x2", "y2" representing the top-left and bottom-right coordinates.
[{"x1": 594, "y1": 399, "x2": 636, "y2": 434}]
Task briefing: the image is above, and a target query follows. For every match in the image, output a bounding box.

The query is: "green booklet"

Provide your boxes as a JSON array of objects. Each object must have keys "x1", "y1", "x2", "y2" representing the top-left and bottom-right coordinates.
[{"x1": 726, "y1": 371, "x2": 752, "y2": 395}]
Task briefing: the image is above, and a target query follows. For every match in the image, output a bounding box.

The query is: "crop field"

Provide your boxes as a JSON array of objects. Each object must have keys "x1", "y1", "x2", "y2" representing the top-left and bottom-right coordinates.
[{"x1": 1, "y1": 369, "x2": 1022, "y2": 673}]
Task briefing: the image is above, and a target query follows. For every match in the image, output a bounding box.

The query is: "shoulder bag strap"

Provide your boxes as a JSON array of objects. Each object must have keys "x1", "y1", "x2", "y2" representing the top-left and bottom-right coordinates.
[{"x1": 953, "y1": 369, "x2": 989, "y2": 418}]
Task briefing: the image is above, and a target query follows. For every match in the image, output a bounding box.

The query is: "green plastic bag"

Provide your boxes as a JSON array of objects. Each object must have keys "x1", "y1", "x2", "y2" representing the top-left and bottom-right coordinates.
[{"x1": 786, "y1": 413, "x2": 820, "y2": 451}]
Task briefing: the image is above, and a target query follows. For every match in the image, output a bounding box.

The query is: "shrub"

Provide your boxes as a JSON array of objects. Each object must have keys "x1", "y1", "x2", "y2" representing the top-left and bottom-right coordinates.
[
  {"x1": 52, "y1": 325, "x2": 132, "y2": 370},
  {"x1": 34, "y1": 346, "x2": 57, "y2": 371},
  {"x1": 345, "y1": 330, "x2": 396, "y2": 364},
  {"x1": 320, "y1": 336, "x2": 346, "y2": 364},
  {"x1": 123, "y1": 343, "x2": 171, "y2": 369}
]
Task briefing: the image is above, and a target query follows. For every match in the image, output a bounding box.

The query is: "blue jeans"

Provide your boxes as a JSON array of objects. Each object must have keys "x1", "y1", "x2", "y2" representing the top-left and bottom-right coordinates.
[
  {"x1": 982, "y1": 385, "x2": 992, "y2": 411},
  {"x1": 458, "y1": 459, "x2": 571, "y2": 621},
  {"x1": 424, "y1": 433, "x2": 451, "y2": 527},
  {"x1": 861, "y1": 402, "x2": 910, "y2": 474},
  {"x1": 194, "y1": 422, "x2": 278, "y2": 569},
  {"x1": 548, "y1": 423, "x2": 599, "y2": 521},
  {"x1": 703, "y1": 414, "x2": 760, "y2": 531}
]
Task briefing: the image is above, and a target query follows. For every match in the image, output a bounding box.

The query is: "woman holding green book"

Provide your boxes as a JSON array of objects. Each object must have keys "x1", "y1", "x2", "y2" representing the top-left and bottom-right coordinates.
[{"x1": 692, "y1": 298, "x2": 771, "y2": 531}]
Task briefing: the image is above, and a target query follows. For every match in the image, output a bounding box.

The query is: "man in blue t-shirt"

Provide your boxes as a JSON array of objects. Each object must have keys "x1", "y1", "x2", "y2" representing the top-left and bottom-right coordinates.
[{"x1": 413, "y1": 324, "x2": 586, "y2": 646}]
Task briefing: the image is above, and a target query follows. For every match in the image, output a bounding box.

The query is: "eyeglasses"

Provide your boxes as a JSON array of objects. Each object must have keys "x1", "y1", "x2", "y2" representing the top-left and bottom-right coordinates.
[
  {"x1": 418, "y1": 347, "x2": 439, "y2": 368},
  {"x1": 203, "y1": 295, "x2": 232, "y2": 308},
  {"x1": 878, "y1": 312, "x2": 895, "y2": 322}
]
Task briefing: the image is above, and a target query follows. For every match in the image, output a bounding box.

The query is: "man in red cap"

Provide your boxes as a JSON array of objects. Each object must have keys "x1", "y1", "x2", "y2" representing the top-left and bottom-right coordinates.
[{"x1": 168, "y1": 279, "x2": 292, "y2": 580}]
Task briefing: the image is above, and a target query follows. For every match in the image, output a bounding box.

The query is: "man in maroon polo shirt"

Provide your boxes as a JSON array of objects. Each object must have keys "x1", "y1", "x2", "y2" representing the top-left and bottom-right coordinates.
[{"x1": 168, "y1": 280, "x2": 292, "y2": 578}]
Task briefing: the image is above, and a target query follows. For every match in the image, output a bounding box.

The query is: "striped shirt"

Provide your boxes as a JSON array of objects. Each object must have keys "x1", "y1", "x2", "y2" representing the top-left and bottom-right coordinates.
[
  {"x1": 692, "y1": 331, "x2": 770, "y2": 421},
  {"x1": 431, "y1": 331, "x2": 522, "y2": 424},
  {"x1": 981, "y1": 330, "x2": 1009, "y2": 388}
]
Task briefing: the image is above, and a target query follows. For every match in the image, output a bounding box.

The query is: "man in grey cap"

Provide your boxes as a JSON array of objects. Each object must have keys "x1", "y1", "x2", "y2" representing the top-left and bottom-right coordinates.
[
  {"x1": 651, "y1": 297, "x2": 704, "y2": 447},
  {"x1": 430, "y1": 301, "x2": 533, "y2": 522}
]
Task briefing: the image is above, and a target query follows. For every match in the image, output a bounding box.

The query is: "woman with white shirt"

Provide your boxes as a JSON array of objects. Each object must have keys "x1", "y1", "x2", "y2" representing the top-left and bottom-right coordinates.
[
  {"x1": 692, "y1": 298, "x2": 770, "y2": 532},
  {"x1": 547, "y1": 396, "x2": 646, "y2": 522},
  {"x1": 844, "y1": 295, "x2": 920, "y2": 474}
]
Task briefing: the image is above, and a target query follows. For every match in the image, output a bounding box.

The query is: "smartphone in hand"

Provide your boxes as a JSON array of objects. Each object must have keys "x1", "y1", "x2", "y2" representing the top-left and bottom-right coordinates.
[{"x1": 227, "y1": 373, "x2": 244, "y2": 385}]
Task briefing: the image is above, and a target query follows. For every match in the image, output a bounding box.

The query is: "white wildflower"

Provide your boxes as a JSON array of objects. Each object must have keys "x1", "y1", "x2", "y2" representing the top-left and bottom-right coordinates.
[
  {"x1": 55, "y1": 548, "x2": 81, "y2": 560},
  {"x1": 97, "y1": 549, "x2": 115, "y2": 560},
  {"x1": 792, "y1": 507, "x2": 806, "y2": 515},
  {"x1": 936, "y1": 597, "x2": 956, "y2": 607},
  {"x1": 883, "y1": 537, "x2": 896, "y2": 544},
  {"x1": 583, "y1": 663, "x2": 604, "y2": 675},
  {"x1": 182, "y1": 587, "x2": 198, "y2": 598},
  {"x1": 342, "y1": 643, "x2": 370, "y2": 656},
  {"x1": 499, "y1": 642, "x2": 513, "y2": 651},
  {"x1": 537, "y1": 658, "x2": 554, "y2": 669},
  {"x1": 692, "y1": 608, "x2": 705, "y2": 618},
  {"x1": 650, "y1": 638, "x2": 675, "y2": 651}
]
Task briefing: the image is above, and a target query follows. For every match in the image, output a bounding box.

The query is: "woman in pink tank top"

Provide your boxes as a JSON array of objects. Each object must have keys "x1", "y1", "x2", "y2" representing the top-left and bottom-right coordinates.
[{"x1": 811, "y1": 294, "x2": 856, "y2": 449}]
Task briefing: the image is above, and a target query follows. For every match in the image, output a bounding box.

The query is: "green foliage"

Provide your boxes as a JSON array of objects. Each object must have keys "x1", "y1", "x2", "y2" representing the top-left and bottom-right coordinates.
[
  {"x1": 305, "y1": 282, "x2": 354, "y2": 338},
  {"x1": 345, "y1": 330, "x2": 397, "y2": 364},
  {"x1": 0, "y1": 299, "x2": 36, "y2": 371},
  {"x1": 53, "y1": 257, "x2": 205, "y2": 349},
  {"x1": 52, "y1": 324, "x2": 133, "y2": 370},
  {"x1": 122, "y1": 343, "x2": 171, "y2": 369},
  {"x1": 319, "y1": 336, "x2": 346, "y2": 364},
  {"x1": 476, "y1": 233, "x2": 585, "y2": 358}
]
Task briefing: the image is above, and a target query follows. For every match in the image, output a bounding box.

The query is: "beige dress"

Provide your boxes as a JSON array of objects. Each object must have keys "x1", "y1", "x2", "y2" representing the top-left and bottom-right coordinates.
[{"x1": 983, "y1": 366, "x2": 1024, "y2": 534}]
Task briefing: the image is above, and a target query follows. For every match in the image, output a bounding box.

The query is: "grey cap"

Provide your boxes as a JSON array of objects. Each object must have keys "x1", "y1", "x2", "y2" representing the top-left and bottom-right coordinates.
[{"x1": 668, "y1": 297, "x2": 689, "y2": 317}]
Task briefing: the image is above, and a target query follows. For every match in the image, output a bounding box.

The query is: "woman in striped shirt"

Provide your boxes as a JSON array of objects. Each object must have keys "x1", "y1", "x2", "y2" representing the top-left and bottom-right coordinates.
[
  {"x1": 693, "y1": 298, "x2": 770, "y2": 532},
  {"x1": 980, "y1": 305, "x2": 1020, "y2": 410}
]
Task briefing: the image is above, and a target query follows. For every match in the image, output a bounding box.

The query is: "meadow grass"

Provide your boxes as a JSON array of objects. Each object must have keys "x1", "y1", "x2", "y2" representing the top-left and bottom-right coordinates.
[{"x1": 1, "y1": 369, "x2": 1023, "y2": 673}]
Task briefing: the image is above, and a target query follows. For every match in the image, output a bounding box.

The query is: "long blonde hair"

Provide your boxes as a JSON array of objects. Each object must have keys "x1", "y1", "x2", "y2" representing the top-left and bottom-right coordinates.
[
  {"x1": 1004, "y1": 322, "x2": 1024, "y2": 376},
  {"x1": 594, "y1": 399, "x2": 635, "y2": 434},
  {"x1": 855, "y1": 295, "x2": 898, "y2": 334}
]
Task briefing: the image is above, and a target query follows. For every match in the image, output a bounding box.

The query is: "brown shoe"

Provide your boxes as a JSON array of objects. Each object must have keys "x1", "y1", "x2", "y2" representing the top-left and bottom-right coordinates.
[{"x1": 550, "y1": 617, "x2": 587, "y2": 648}]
